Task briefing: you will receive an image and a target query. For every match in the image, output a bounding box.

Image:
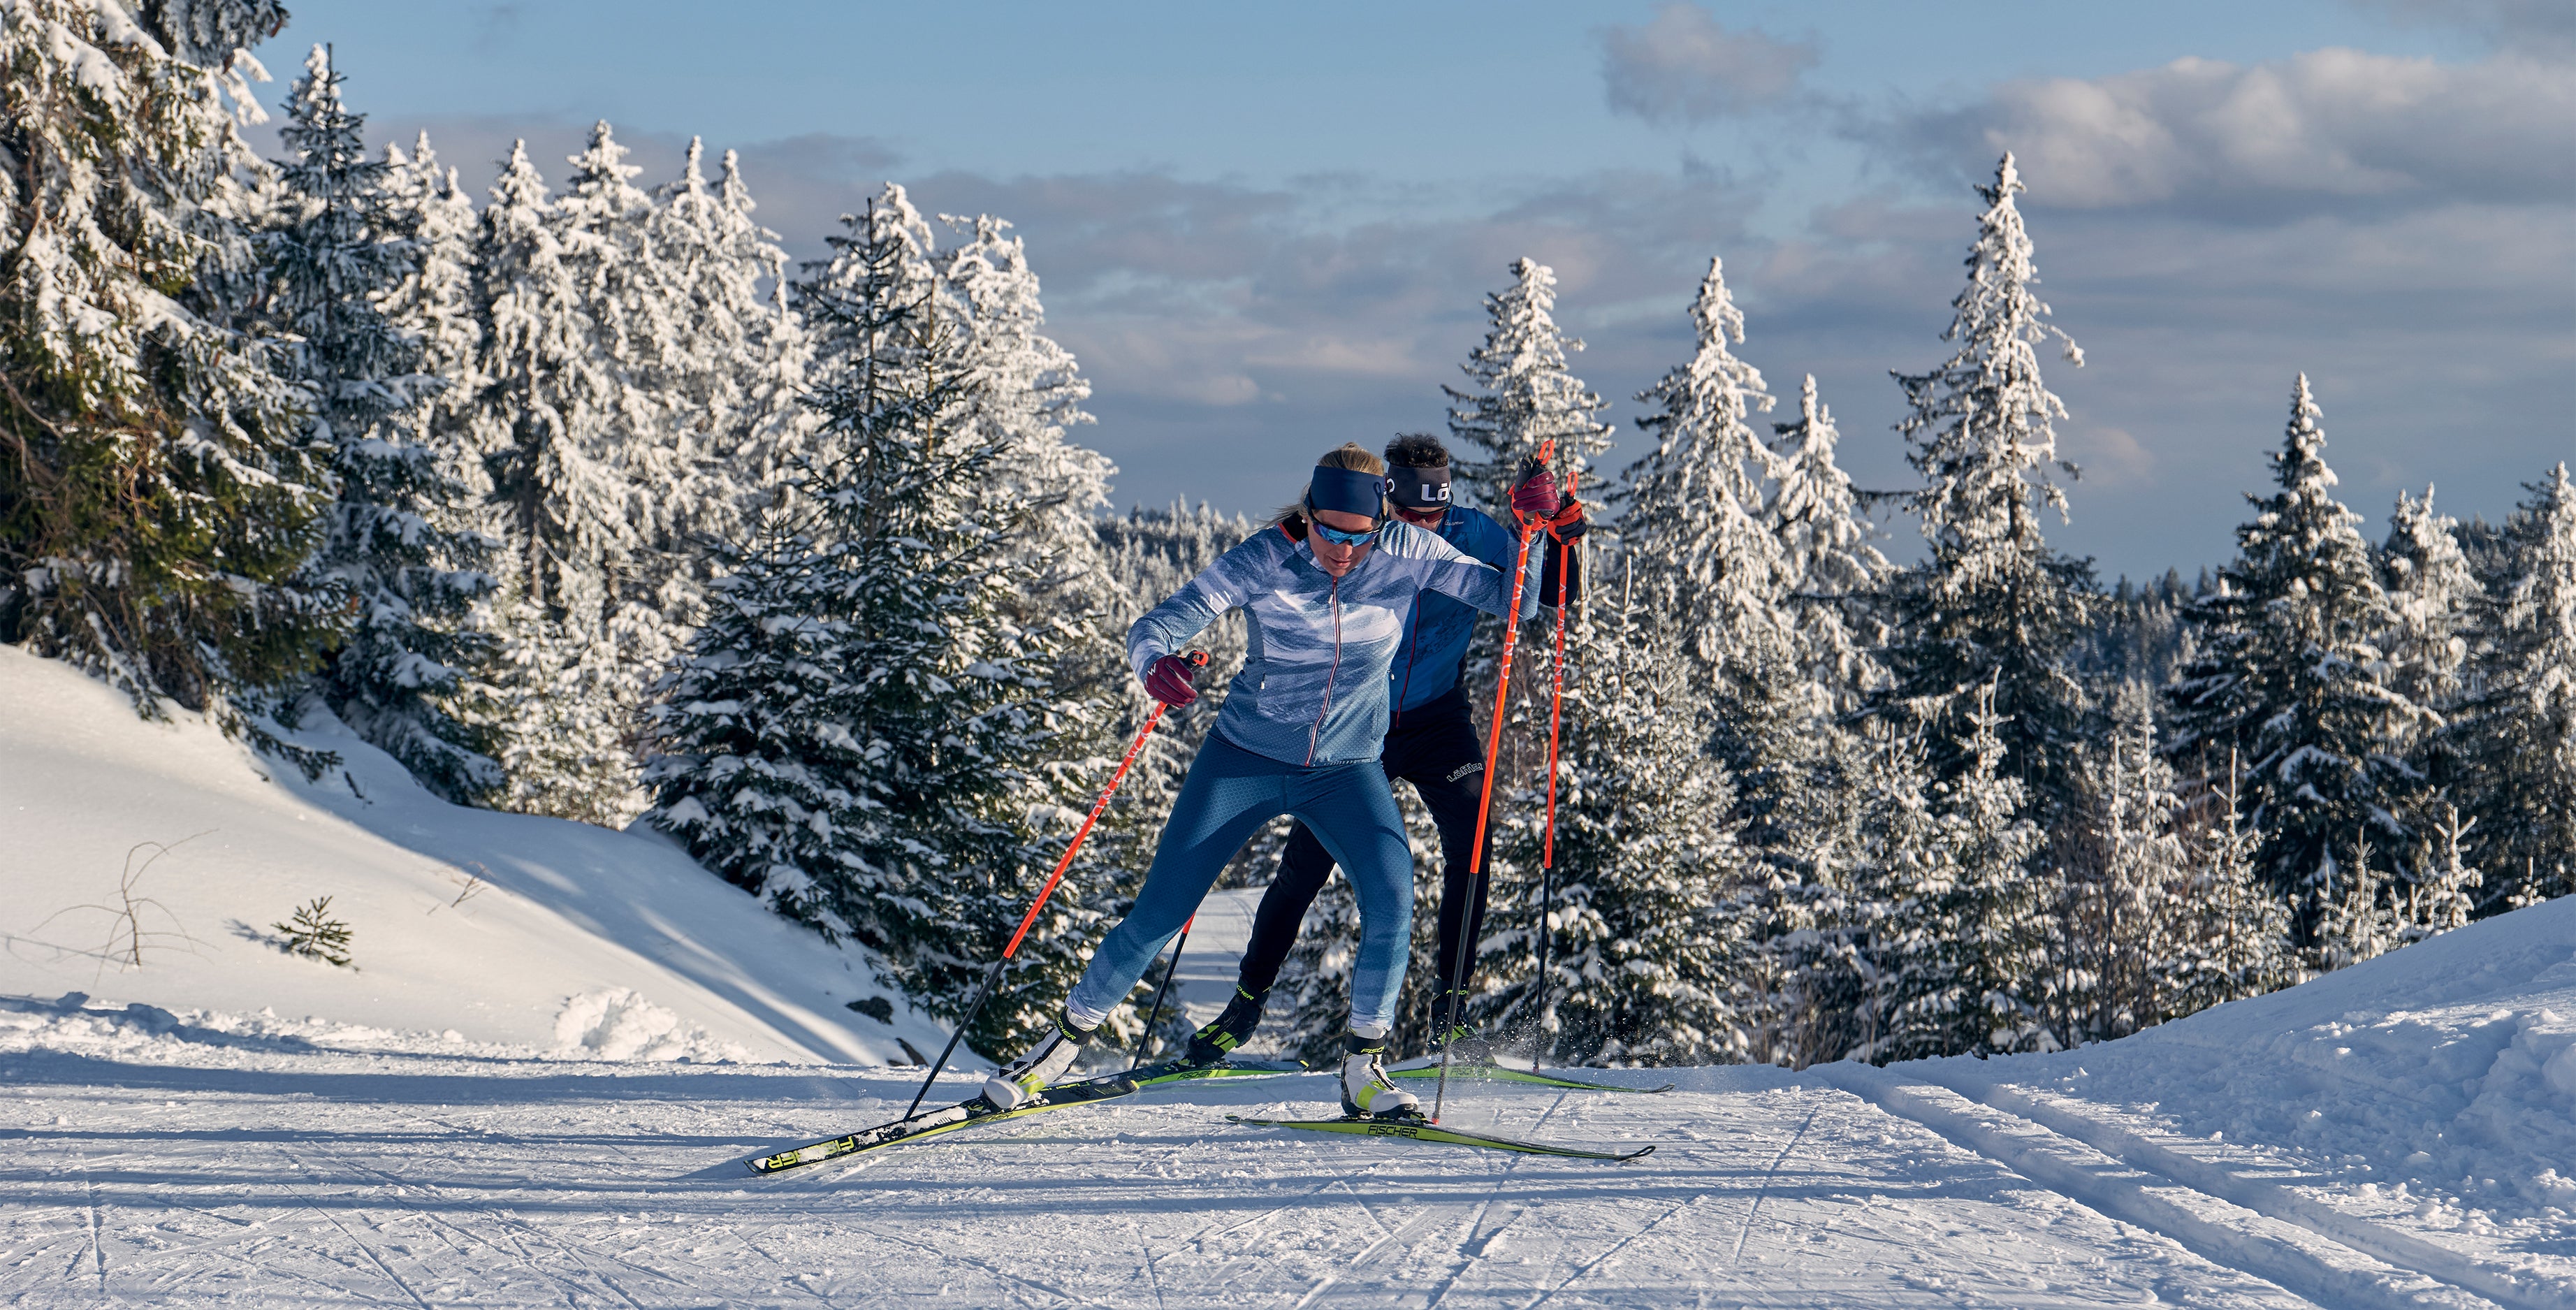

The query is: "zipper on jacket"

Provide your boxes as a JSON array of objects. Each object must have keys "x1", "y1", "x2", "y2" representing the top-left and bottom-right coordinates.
[{"x1": 1307, "y1": 574, "x2": 1344, "y2": 765}]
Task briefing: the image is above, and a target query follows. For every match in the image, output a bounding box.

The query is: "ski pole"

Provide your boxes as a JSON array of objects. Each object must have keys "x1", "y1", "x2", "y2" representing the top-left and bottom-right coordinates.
[
  {"x1": 1434, "y1": 442, "x2": 1552, "y2": 1123},
  {"x1": 905, "y1": 650, "x2": 1208, "y2": 1117},
  {"x1": 1129, "y1": 914, "x2": 1195, "y2": 1075},
  {"x1": 1531, "y1": 465, "x2": 1576, "y2": 1075}
]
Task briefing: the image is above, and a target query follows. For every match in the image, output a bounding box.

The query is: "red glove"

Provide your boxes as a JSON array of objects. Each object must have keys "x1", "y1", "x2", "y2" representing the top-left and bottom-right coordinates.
[
  {"x1": 1510, "y1": 457, "x2": 1562, "y2": 520},
  {"x1": 1144, "y1": 653, "x2": 1200, "y2": 707}
]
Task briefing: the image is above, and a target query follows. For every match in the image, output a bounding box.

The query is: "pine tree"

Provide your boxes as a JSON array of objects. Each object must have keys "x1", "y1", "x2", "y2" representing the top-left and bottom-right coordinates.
[
  {"x1": 468, "y1": 140, "x2": 639, "y2": 820},
  {"x1": 643, "y1": 509, "x2": 859, "y2": 926},
  {"x1": 2051, "y1": 681, "x2": 2197, "y2": 1042},
  {"x1": 650, "y1": 138, "x2": 807, "y2": 546},
  {"x1": 553, "y1": 121, "x2": 690, "y2": 676},
  {"x1": 2454, "y1": 463, "x2": 2576, "y2": 907},
  {"x1": 2381, "y1": 486, "x2": 2477, "y2": 721},
  {"x1": 790, "y1": 194, "x2": 1107, "y2": 1053},
  {"x1": 379, "y1": 132, "x2": 484, "y2": 518},
  {"x1": 2164, "y1": 748, "x2": 2299, "y2": 1014},
  {"x1": 935, "y1": 210, "x2": 1128, "y2": 812},
  {"x1": 2401, "y1": 803, "x2": 2482, "y2": 940},
  {"x1": 1467, "y1": 572, "x2": 1752, "y2": 1067},
  {"x1": 1, "y1": 0, "x2": 340, "y2": 718},
  {"x1": 2167, "y1": 377, "x2": 2417, "y2": 917},
  {"x1": 1877, "y1": 152, "x2": 2097, "y2": 827},
  {"x1": 262, "y1": 46, "x2": 497, "y2": 800},
  {"x1": 1709, "y1": 647, "x2": 1883, "y2": 1068},
  {"x1": 1616, "y1": 256, "x2": 1790, "y2": 676},
  {"x1": 1769, "y1": 374, "x2": 1893, "y2": 713},
  {"x1": 1865, "y1": 681, "x2": 2051, "y2": 1061},
  {"x1": 1445, "y1": 258, "x2": 1615, "y2": 508}
]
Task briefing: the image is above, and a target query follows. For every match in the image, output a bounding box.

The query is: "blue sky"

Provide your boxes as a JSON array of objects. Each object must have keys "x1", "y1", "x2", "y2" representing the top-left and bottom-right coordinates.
[{"x1": 259, "y1": 1, "x2": 2570, "y2": 578}]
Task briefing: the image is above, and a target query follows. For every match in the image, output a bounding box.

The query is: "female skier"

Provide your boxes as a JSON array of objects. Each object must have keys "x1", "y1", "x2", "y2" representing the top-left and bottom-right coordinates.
[
  {"x1": 984, "y1": 442, "x2": 1563, "y2": 1120},
  {"x1": 1186, "y1": 432, "x2": 1582, "y2": 1066}
]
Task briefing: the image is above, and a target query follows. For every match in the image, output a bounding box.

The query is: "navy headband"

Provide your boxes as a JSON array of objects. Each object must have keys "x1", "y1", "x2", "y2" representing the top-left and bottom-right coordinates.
[
  {"x1": 1388, "y1": 464, "x2": 1452, "y2": 509},
  {"x1": 1305, "y1": 465, "x2": 1388, "y2": 519}
]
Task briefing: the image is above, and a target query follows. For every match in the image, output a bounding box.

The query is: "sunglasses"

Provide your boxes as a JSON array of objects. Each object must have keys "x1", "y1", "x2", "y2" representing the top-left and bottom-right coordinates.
[{"x1": 1309, "y1": 518, "x2": 1382, "y2": 547}]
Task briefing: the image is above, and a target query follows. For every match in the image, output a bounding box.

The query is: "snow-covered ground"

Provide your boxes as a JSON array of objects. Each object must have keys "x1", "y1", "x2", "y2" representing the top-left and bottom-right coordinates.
[
  {"x1": 0, "y1": 643, "x2": 950, "y2": 1065},
  {"x1": 4, "y1": 647, "x2": 2573, "y2": 1307}
]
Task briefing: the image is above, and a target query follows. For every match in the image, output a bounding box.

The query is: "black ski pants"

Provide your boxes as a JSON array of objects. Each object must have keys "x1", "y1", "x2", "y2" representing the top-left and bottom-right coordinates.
[{"x1": 1235, "y1": 685, "x2": 1490, "y2": 1001}]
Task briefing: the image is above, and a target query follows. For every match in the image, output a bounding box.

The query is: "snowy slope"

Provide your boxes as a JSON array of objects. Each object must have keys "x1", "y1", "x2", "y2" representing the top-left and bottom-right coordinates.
[{"x1": 0, "y1": 644, "x2": 950, "y2": 1065}]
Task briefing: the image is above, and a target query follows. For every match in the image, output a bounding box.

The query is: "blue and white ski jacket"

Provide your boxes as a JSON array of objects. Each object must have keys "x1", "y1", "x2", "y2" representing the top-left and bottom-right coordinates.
[{"x1": 1128, "y1": 518, "x2": 1545, "y2": 767}]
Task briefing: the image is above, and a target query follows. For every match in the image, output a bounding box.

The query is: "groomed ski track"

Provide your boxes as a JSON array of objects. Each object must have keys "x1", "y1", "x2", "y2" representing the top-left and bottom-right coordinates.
[{"x1": 7, "y1": 999, "x2": 2564, "y2": 1308}]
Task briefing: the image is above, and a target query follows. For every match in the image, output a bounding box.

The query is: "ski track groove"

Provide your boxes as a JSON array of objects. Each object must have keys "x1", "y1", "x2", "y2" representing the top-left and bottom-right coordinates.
[
  {"x1": 1730, "y1": 1104, "x2": 1819, "y2": 1265},
  {"x1": 78, "y1": 1157, "x2": 105, "y2": 1297},
  {"x1": 1132, "y1": 1216, "x2": 1168, "y2": 1310},
  {"x1": 1814, "y1": 1063, "x2": 2509, "y2": 1310},
  {"x1": 1420, "y1": 1087, "x2": 1567, "y2": 1309},
  {"x1": 1946, "y1": 1073, "x2": 2559, "y2": 1310},
  {"x1": 867, "y1": 1224, "x2": 1121, "y2": 1309}
]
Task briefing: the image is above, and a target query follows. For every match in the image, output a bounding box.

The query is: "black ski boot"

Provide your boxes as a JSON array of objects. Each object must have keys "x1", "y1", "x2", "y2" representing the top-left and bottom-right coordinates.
[
  {"x1": 1433, "y1": 991, "x2": 1494, "y2": 1062},
  {"x1": 1185, "y1": 984, "x2": 1266, "y2": 1066}
]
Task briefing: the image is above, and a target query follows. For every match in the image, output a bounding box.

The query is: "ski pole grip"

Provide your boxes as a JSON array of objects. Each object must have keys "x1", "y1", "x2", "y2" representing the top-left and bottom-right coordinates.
[{"x1": 1185, "y1": 649, "x2": 1209, "y2": 667}]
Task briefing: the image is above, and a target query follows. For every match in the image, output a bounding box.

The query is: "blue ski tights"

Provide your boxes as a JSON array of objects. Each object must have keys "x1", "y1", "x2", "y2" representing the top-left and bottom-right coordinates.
[{"x1": 1065, "y1": 732, "x2": 1415, "y2": 1033}]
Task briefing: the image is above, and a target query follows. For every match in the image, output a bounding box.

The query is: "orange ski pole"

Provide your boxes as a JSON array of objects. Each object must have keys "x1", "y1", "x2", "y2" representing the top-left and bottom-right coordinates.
[
  {"x1": 1531, "y1": 465, "x2": 1577, "y2": 1072},
  {"x1": 1433, "y1": 442, "x2": 1552, "y2": 1123}
]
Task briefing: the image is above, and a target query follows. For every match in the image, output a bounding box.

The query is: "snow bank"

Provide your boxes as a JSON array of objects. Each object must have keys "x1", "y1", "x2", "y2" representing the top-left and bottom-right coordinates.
[
  {"x1": 551, "y1": 987, "x2": 750, "y2": 1062},
  {"x1": 0, "y1": 645, "x2": 950, "y2": 1065}
]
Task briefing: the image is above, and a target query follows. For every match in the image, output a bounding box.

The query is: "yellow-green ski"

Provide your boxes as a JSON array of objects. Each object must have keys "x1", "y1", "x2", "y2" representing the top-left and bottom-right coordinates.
[{"x1": 1225, "y1": 1113, "x2": 1654, "y2": 1162}]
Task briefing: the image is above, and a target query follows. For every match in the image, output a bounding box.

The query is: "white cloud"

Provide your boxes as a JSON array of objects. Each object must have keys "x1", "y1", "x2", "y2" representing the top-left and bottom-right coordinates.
[
  {"x1": 1889, "y1": 47, "x2": 2573, "y2": 215},
  {"x1": 1597, "y1": 3, "x2": 1817, "y2": 126}
]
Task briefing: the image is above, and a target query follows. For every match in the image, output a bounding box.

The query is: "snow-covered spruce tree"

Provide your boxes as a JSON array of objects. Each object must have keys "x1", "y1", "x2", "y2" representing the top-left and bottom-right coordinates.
[
  {"x1": 1445, "y1": 257, "x2": 1615, "y2": 508},
  {"x1": 1616, "y1": 256, "x2": 1790, "y2": 678},
  {"x1": 642, "y1": 509, "x2": 860, "y2": 926},
  {"x1": 2453, "y1": 463, "x2": 2576, "y2": 908},
  {"x1": 1770, "y1": 373, "x2": 1893, "y2": 713},
  {"x1": 2311, "y1": 835, "x2": 2403, "y2": 972},
  {"x1": 939, "y1": 210, "x2": 1108, "y2": 584},
  {"x1": 0, "y1": 0, "x2": 342, "y2": 719},
  {"x1": 933, "y1": 210, "x2": 1142, "y2": 878},
  {"x1": 553, "y1": 121, "x2": 692, "y2": 678},
  {"x1": 1465, "y1": 569, "x2": 1753, "y2": 1068},
  {"x1": 2401, "y1": 803, "x2": 2481, "y2": 941},
  {"x1": 261, "y1": 46, "x2": 498, "y2": 800},
  {"x1": 1875, "y1": 153, "x2": 2097, "y2": 828},
  {"x1": 789, "y1": 194, "x2": 1108, "y2": 1054},
  {"x1": 2164, "y1": 748, "x2": 2299, "y2": 1015},
  {"x1": 467, "y1": 141, "x2": 639, "y2": 821},
  {"x1": 650, "y1": 138, "x2": 808, "y2": 544},
  {"x1": 2380, "y1": 486, "x2": 2477, "y2": 725},
  {"x1": 2165, "y1": 377, "x2": 2417, "y2": 920},
  {"x1": 379, "y1": 133, "x2": 484, "y2": 518},
  {"x1": 1710, "y1": 646, "x2": 1887, "y2": 1068},
  {"x1": 2048, "y1": 681, "x2": 2197, "y2": 1043},
  {"x1": 1864, "y1": 681, "x2": 2052, "y2": 1062}
]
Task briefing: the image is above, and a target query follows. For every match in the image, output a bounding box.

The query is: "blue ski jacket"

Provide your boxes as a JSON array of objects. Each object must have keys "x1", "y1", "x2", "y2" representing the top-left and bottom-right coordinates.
[
  {"x1": 1387, "y1": 506, "x2": 1525, "y2": 719},
  {"x1": 1128, "y1": 518, "x2": 1545, "y2": 766}
]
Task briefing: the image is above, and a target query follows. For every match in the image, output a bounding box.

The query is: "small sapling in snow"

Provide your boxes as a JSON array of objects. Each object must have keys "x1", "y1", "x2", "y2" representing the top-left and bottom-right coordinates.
[{"x1": 274, "y1": 897, "x2": 356, "y2": 968}]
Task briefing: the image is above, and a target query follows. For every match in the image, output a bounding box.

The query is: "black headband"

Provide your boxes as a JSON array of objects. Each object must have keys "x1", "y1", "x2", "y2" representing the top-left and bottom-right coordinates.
[{"x1": 1388, "y1": 464, "x2": 1452, "y2": 510}]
